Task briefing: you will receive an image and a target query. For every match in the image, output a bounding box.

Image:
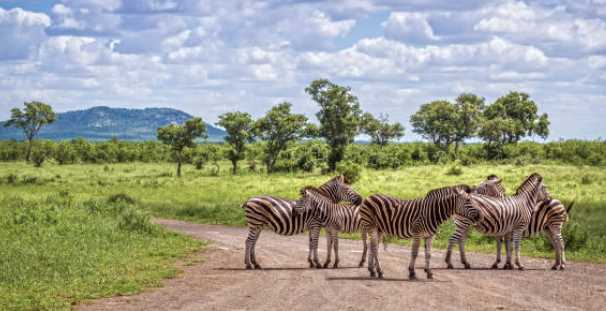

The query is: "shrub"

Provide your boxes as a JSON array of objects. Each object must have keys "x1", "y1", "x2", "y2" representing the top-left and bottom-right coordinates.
[
  {"x1": 445, "y1": 163, "x2": 463, "y2": 176},
  {"x1": 107, "y1": 193, "x2": 136, "y2": 205},
  {"x1": 336, "y1": 160, "x2": 362, "y2": 184},
  {"x1": 561, "y1": 221, "x2": 588, "y2": 251},
  {"x1": 31, "y1": 142, "x2": 54, "y2": 167},
  {"x1": 5, "y1": 174, "x2": 17, "y2": 185},
  {"x1": 580, "y1": 175, "x2": 593, "y2": 185},
  {"x1": 118, "y1": 208, "x2": 154, "y2": 233}
]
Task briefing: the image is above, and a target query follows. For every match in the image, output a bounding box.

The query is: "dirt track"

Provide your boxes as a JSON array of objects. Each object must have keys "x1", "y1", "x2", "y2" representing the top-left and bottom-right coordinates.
[{"x1": 80, "y1": 219, "x2": 606, "y2": 311}]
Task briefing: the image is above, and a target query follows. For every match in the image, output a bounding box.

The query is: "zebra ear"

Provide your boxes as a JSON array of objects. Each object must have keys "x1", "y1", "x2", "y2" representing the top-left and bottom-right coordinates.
[{"x1": 337, "y1": 175, "x2": 348, "y2": 184}]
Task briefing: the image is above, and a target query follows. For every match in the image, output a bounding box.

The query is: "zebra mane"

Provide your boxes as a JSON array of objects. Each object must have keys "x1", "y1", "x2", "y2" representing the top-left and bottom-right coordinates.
[
  {"x1": 515, "y1": 173, "x2": 543, "y2": 195},
  {"x1": 426, "y1": 184, "x2": 471, "y2": 199},
  {"x1": 300, "y1": 185, "x2": 320, "y2": 196}
]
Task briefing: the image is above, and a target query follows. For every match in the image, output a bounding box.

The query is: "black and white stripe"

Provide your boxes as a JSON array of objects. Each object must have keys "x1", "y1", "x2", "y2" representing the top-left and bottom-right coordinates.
[
  {"x1": 242, "y1": 176, "x2": 362, "y2": 269},
  {"x1": 475, "y1": 175, "x2": 573, "y2": 270},
  {"x1": 359, "y1": 189, "x2": 482, "y2": 279},
  {"x1": 445, "y1": 173, "x2": 551, "y2": 270}
]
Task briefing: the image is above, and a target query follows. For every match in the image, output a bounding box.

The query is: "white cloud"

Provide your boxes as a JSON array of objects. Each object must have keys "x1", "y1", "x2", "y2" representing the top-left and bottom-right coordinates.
[
  {"x1": 383, "y1": 12, "x2": 439, "y2": 43},
  {"x1": 0, "y1": 7, "x2": 50, "y2": 60}
]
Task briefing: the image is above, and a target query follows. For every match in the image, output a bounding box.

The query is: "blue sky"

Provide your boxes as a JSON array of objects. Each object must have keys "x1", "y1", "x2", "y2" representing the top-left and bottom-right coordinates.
[{"x1": 0, "y1": 0, "x2": 605, "y2": 140}]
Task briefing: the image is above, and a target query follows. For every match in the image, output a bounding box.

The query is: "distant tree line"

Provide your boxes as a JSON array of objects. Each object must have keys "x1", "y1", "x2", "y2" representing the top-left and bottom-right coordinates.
[{"x1": 6, "y1": 79, "x2": 600, "y2": 177}]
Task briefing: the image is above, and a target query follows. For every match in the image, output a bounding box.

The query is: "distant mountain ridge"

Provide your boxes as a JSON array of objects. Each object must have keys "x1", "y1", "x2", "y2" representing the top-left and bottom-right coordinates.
[{"x1": 0, "y1": 106, "x2": 225, "y2": 141}]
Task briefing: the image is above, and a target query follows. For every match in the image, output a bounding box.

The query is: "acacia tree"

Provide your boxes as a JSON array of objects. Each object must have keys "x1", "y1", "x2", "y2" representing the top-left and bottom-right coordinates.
[
  {"x1": 157, "y1": 118, "x2": 207, "y2": 177},
  {"x1": 410, "y1": 100, "x2": 457, "y2": 151},
  {"x1": 217, "y1": 112, "x2": 255, "y2": 174},
  {"x1": 361, "y1": 112, "x2": 405, "y2": 147},
  {"x1": 453, "y1": 93, "x2": 485, "y2": 155},
  {"x1": 254, "y1": 102, "x2": 309, "y2": 173},
  {"x1": 305, "y1": 79, "x2": 362, "y2": 171},
  {"x1": 479, "y1": 91, "x2": 549, "y2": 158},
  {"x1": 4, "y1": 101, "x2": 56, "y2": 161}
]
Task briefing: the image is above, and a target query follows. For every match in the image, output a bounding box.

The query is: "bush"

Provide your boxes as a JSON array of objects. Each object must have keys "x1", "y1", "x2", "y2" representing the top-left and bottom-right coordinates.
[
  {"x1": 580, "y1": 175, "x2": 593, "y2": 185},
  {"x1": 118, "y1": 208, "x2": 154, "y2": 233},
  {"x1": 31, "y1": 141, "x2": 54, "y2": 167},
  {"x1": 336, "y1": 160, "x2": 362, "y2": 184},
  {"x1": 107, "y1": 193, "x2": 136, "y2": 205},
  {"x1": 445, "y1": 163, "x2": 463, "y2": 176}
]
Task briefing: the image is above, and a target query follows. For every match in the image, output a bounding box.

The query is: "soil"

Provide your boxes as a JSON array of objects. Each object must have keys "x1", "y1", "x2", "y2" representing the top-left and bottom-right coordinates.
[{"x1": 79, "y1": 219, "x2": 606, "y2": 311}]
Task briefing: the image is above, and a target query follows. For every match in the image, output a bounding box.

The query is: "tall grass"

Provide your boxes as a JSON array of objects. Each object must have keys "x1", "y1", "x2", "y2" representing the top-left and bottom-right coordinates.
[
  {"x1": 0, "y1": 193, "x2": 202, "y2": 310},
  {"x1": 1, "y1": 161, "x2": 604, "y2": 265}
]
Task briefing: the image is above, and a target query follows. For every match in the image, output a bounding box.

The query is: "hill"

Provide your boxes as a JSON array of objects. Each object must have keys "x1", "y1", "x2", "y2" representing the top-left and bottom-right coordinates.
[{"x1": 0, "y1": 106, "x2": 225, "y2": 141}]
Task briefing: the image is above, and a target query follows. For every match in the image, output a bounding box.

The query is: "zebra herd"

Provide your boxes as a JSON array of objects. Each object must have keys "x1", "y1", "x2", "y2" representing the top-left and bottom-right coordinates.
[{"x1": 241, "y1": 173, "x2": 572, "y2": 280}]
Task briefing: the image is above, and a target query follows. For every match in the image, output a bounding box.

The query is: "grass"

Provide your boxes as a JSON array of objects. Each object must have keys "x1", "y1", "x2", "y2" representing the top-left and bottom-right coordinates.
[
  {"x1": 0, "y1": 161, "x2": 604, "y2": 308},
  {"x1": 0, "y1": 187, "x2": 203, "y2": 310}
]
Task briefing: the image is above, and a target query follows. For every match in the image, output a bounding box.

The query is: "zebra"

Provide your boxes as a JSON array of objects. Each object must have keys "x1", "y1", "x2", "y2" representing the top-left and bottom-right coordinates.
[
  {"x1": 359, "y1": 188, "x2": 482, "y2": 280},
  {"x1": 475, "y1": 175, "x2": 574, "y2": 270},
  {"x1": 241, "y1": 175, "x2": 362, "y2": 269},
  {"x1": 445, "y1": 173, "x2": 551, "y2": 270}
]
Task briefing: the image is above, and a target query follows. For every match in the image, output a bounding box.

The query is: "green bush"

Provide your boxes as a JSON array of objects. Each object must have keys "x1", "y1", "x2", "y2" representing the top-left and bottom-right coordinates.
[
  {"x1": 336, "y1": 160, "x2": 362, "y2": 184},
  {"x1": 562, "y1": 221, "x2": 589, "y2": 251},
  {"x1": 445, "y1": 163, "x2": 464, "y2": 176},
  {"x1": 107, "y1": 193, "x2": 136, "y2": 205},
  {"x1": 118, "y1": 208, "x2": 154, "y2": 233}
]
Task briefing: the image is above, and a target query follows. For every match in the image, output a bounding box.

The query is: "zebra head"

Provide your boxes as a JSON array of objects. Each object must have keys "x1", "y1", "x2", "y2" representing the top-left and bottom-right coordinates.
[
  {"x1": 317, "y1": 175, "x2": 363, "y2": 205},
  {"x1": 453, "y1": 188, "x2": 483, "y2": 223},
  {"x1": 294, "y1": 186, "x2": 328, "y2": 217},
  {"x1": 474, "y1": 175, "x2": 506, "y2": 198},
  {"x1": 515, "y1": 173, "x2": 550, "y2": 204}
]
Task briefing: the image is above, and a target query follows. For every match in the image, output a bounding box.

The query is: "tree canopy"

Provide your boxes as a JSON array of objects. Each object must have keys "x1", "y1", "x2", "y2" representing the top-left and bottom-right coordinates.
[
  {"x1": 217, "y1": 111, "x2": 255, "y2": 174},
  {"x1": 305, "y1": 79, "x2": 362, "y2": 171},
  {"x1": 361, "y1": 113, "x2": 405, "y2": 147},
  {"x1": 254, "y1": 102, "x2": 309, "y2": 173},
  {"x1": 157, "y1": 117, "x2": 207, "y2": 177},
  {"x1": 4, "y1": 101, "x2": 56, "y2": 161},
  {"x1": 410, "y1": 100, "x2": 457, "y2": 151}
]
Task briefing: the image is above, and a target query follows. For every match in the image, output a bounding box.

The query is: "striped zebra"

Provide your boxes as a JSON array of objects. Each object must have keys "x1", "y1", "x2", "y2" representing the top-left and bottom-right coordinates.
[
  {"x1": 445, "y1": 173, "x2": 551, "y2": 270},
  {"x1": 359, "y1": 188, "x2": 482, "y2": 279},
  {"x1": 476, "y1": 175, "x2": 574, "y2": 270},
  {"x1": 241, "y1": 175, "x2": 362, "y2": 269}
]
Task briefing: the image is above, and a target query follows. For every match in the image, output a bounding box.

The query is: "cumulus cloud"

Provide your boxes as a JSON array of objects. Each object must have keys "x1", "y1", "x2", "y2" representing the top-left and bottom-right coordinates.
[{"x1": 0, "y1": 1, "x2": 604, "y2": 140}]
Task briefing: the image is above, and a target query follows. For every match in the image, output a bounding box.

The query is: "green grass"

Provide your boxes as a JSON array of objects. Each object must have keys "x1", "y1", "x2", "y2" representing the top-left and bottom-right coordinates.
[
  {"x1": 0, "y1": 161, "x2": 604, "y2": 304},
  {"x1": 0, "y1": 188, "x2": 203, "y2": 310}
]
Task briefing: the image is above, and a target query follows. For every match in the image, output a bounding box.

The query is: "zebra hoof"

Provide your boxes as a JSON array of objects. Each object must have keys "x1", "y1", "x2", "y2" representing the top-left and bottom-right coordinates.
[
  {"x1": 463, "y1": 263, "x2": 471, "y2": 269},
  {"x1": 315, "y1": 264, "x2": 322, "y2": 269},
  {"x1": 377, "y1": 272, "x2": 384, "y2": 279},
  {"x1": 551, "y1": 265, "x2": 558, "y2": 270},
  {"x1": 246, "y1": 265, "x2": 253, "y2": 270},
  {"x1": 333, "y1": 263, "x2": 339, "y2": 269},
  {"x1": 491, "y1": 263, "x2": 499, "y2": 269},
  {"x1": 503, "y1": 263, "x2": 513, "y2": 270},
  {"x1": 369, "y1": 271, "x2": 376, "y2": 278},
  {"x1": 517, "y1": 266, "x2": 525, "y2": 271},
  {"x1": 358, "y1": 261, "x2": 365, "y2": 268},
  {"x1": 446, "y1": 263, "x2": 454, "y2": 269},
  {"x1": 559, "y1": 265, "x2": 566, "y2": 271},
  {"x1": 409, "y1": 272, "x2": 417, "y2": 280},
  {"x1": 322, "y1": 262, "x2": 329, "y2": 269},
  {"x1": 253, "y1": 264, "x2": 262, "y2": 269},
  {"x1": 426, "y1": 271, "x2": 433, "y2": 279}
]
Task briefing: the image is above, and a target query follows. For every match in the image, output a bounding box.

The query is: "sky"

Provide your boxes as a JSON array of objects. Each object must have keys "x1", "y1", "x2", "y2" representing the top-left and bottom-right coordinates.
[{"x1": 0, "y1": 0, "x2": 605, "y2": 140}]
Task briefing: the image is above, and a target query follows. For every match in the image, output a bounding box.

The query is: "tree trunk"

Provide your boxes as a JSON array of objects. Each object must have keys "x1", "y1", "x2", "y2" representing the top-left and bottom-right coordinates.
[
  {"x1": 454, "y1": 141, "x2": 460, "y2": 156},
  {"x1": 176, "y1": 160, "x2": 182, "y2": 177},
  {"x1": 26, "y1": 138, "x2": 33, "y2": 162},
  {"x1": 231, "y1": 160, "x2": 238, "y2": 174}
]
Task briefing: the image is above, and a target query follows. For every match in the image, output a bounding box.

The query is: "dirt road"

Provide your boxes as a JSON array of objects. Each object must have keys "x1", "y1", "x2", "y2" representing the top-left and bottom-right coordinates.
[{"x1": 80, "y1": 219, "x2": 606, "y2": 311}]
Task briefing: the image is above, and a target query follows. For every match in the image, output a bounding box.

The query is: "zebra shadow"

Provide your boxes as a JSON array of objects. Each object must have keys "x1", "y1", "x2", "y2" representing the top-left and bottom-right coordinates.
[
  {"x1": 325, "y1": 276, "x2": 451, "y2": 283},
  {"x1": 431, "y1": 267, "x2": 545, "y2": 271},
  {"x1": 213, "y1": 266, "x2": 362, "y2": 271}
]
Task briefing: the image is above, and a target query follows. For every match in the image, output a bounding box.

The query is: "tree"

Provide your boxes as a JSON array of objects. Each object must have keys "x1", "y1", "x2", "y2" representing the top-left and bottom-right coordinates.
[
  {"x1": 305, "y1": 79, "x2": 362, "y2": 171},
  {"x1": 254, "y1": 102, "x2": 309, "y2": 173},
  {"x1": 453, "y1": 93, "x2": 485, "y2": 155},
  {"x1": 157, "y1": 118, "x2": 207, "y2": 177},
  {"x1": 479, "y1": 91, "x2": 549, "y2": 159},
  {"x1": 4, "y1": 101, "x2": 56, "y2": 161},
  {"x1": 217, "y1": 112, "x2": 255, "y2": 174},
  {"x1": 361, "y1": 112, "x2": 405, "y2": 147},
  {"x1": 410, "y1": 100, "x2": 457, "y2": 151}
]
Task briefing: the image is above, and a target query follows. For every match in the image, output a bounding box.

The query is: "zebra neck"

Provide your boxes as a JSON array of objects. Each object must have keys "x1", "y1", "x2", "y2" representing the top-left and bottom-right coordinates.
[
  {"x1": 511, "y1": 193, "x2": 538, "y2": 212},
  {"x1": 426, "y1": 197, "x2": 455, "y2": 225}
]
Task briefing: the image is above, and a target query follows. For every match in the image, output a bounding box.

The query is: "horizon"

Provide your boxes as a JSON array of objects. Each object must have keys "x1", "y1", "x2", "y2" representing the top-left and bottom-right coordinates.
[{"x1": 0, "y1": 0, "x2": 604, "y2": 140}]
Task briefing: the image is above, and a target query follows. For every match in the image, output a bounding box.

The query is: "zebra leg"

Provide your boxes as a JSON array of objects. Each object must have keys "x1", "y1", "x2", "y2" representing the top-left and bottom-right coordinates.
[
  {"x1": 503, "y1": 236, "x2": 513, "y2": 270},
  {"x1": 359, "y1": 229, "x2": 368, "y2": 267},
  {"x1": 333, "y1": 232, "x2": 340, "y2": 268},
  {"x1": 369, "y1": 228, "x2": 383, "y2": 278},
  {"x1": 409, "y1": 238, "x2": 421, "y2": 280},
  {"x1": 459, "y1": 239, "x2": 471, "y2": 269},
  {"x1": 310, "y1": 226, "x2": 322, "y2": 268},
  {"x1": 251, "y1": 229, "x2": 262, "y2": 269},
  {"x1": 245, "y1": 227, "x2": 261, "y2": 269},
  {"x1": 513, "y1": 230, "x2": 525, "y2": 270},
  {"x1": 423, "y1": 237, "x2": 434, "y2": 279},
  {"x1": 445, "y1": 237, "x2": 456, "y2": 269},
  {"x1": 323, "y1": 229, "x2": 334, "y2": 269},
  {"x1": 549, "y1": 226, "x2": 565, "y2": 270},
  {"x1": 492, "y1": 237, "x2": 503, "y2": 269}
]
